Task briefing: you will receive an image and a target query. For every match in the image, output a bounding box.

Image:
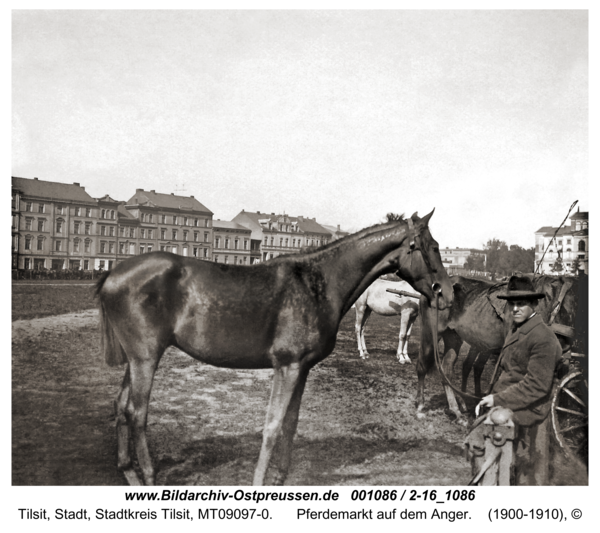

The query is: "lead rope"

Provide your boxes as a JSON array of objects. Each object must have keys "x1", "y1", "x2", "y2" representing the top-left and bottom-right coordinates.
[{"x1": 432, "y1": 289, "x2": 483, "y2": 401}]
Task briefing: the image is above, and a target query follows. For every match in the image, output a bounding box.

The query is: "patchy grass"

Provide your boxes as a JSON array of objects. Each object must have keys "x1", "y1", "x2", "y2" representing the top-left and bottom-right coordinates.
[{"x1": 12, "y1": 282, "x2": 97, "y2": 321}]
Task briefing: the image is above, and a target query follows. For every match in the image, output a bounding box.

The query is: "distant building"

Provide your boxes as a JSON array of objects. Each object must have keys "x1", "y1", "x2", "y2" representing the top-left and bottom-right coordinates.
[
  {"x1": 439, "y1": 247, "x2": 486, "y2": 274},
  {"x1": 212, "y1": 220, "x2": 253, "y2": 265},
  {"x1": 124, "y1": 188, "x2": 214, "y2": 262},
  {"x1": 12, "y1": 176, "x2": 99, "y2": 271},
  {"x1": 535, "y1": 209, "x2": 588, "y2": 275},
  {"x1": 232, "y1": 210, "x2": 336, "y2": 262},
  {"x1": 320, "y1": 223, "x2": 350, "y2": 241}
]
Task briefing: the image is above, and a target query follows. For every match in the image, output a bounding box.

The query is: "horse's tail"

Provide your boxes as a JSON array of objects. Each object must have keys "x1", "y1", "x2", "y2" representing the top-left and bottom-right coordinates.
[{"x1": 96, "y1": 272, "x2": 128, "y2": 367}]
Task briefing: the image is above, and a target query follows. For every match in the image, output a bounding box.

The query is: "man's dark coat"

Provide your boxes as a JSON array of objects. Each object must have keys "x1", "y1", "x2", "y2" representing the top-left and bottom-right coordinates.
[{"x1": 493, "y1": 314, "x2": 562, "y2": 426}]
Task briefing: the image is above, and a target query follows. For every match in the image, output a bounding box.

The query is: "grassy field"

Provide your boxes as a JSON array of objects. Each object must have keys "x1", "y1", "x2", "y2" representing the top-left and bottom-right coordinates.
[{"x1": 12, "y1": 282, "x2": 98, "y2": 321}]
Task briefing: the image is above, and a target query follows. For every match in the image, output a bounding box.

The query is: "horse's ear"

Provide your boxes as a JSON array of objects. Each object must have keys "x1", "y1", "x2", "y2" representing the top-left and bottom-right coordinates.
[
  {"x1": 420, "y1": 209, "x2": 435, "y2": 226},
  {"x1": 411, "y1": 211, "x2": 419, "y2": 220}
]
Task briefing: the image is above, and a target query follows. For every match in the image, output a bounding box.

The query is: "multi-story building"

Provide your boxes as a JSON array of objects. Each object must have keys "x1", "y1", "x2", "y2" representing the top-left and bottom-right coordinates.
[
  {"x1": 212, "y1": 220, "x2": 252, "y2": 265},
  {"x1": 320, "y1": 223, "x2": 350, "y2": 241},
  {"x1": 535, "y1": 209, "x2": 588, "y2": 275},
  {"x1": 12, "y1": 176, "x2": 100, "y2": 271},
  {"x1": 124, "y1": 188, "x2": 214, "y2": 261},
  {"x1": 232, "y1": 210, "x2": 334, "y2": 262}
]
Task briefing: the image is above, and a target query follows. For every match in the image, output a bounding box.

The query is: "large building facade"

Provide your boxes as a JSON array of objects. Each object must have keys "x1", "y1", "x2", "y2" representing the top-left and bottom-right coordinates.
[
  {"x1": 534, "y1": 209, "x2": 588, "y2": 275},
  {"x1": 12, "y1": 176, "x2": 348, "y2": 271}
]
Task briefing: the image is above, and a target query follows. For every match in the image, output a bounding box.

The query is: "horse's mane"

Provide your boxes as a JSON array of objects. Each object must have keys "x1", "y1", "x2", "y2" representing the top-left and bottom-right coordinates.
[{"x1": 271, "y1": 215, "x2": 407, "y2": 263}]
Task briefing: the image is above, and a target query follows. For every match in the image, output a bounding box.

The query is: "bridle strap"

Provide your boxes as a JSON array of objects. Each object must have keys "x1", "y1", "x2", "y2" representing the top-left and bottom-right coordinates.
[{"x1": 548, "y1": 279, "x2": 572, "y2": 326}]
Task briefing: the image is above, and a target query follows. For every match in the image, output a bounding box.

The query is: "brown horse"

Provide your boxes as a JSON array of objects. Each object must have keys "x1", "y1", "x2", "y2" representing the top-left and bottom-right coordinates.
[
  {"x1": 97, "y1": 211, "x2": 453, "y2": 486},
  {"x1": 417, "y1": 275, "x2": 579, "y2": 423}
]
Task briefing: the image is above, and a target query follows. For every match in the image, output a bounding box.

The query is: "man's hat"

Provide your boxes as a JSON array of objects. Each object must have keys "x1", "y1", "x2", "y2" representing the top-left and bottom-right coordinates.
[{"x1": 497, "y1": 275, "x2": 545, "y2": 300}]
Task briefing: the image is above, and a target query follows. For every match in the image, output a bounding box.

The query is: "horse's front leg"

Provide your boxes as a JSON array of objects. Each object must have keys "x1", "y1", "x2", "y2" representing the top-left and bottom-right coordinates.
[
  {"x1": 254, "y1": 362, "x2": 305, "y2": 486},
  {"x1": 271, "y1": 368, "x2": 309, "y2": 485}
]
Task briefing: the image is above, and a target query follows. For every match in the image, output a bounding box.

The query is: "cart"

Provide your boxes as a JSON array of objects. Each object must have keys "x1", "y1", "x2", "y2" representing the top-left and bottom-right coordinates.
[{"x1": 550, "y1": 351, "x2": 588, "y2": 464}]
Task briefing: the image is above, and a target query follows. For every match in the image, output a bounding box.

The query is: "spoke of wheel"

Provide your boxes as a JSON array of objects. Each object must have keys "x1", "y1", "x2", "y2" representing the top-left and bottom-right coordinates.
[
  {"x1": 562, "y1": 386, "x2": 586, "y2": 408},
  {"x1": 558, "y1": 422, "x2": 587, "y2": 434},
  {"x1": 556, "y1": 406, "x2": 587, "y2": 417}
]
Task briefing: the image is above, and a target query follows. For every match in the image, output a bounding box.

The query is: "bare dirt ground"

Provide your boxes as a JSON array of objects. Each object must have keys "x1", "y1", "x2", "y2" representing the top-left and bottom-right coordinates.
[{"x1": 12, "y1": 308, "x2": 586, "y2": 486}]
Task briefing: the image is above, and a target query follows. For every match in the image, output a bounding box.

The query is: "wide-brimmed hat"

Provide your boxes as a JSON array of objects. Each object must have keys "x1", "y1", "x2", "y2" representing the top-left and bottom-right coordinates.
[{"x1": 497, "y1": 275, "x2": 545, "y2": 300}]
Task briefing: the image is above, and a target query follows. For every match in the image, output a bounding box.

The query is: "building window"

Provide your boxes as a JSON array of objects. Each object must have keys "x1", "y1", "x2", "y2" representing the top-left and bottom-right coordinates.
[
  {"x1": 84, "y1": 240, "x2": 91, "y2": 253},
  {"x1": 119, "y1": 227, "x2": 125, "y2": 237},
  {"x1": 215, "y1": 237, "x2": 220, "y2": 248},
  {"x1": 234, "y1": 239, "x2": 239, "y2": 250},
  {"x1": 25, "y1": 236, "x2": 32, "y2": 250},
  {"x1": 161, "y1": 229, "x2": 167, "y2": 240},
  {"x1": 119, "y1": 242, "x2": 125, "y2": 254},
  {"x1": 172, "y1": 229, "x2": 178, "y2": 240},
  {"x1": 100, "y1": 242, "x2": 106, "y2": 253},
  {"x1": 38, "y1": 203, "x2": 45, "y2": 213},
  {"x1": 109, "y1": 226, "x2": 115, "y2": 237},
  {"x1": 109, "y1": 242, "x2": 115, "y2": 253},
  {"x1": 224, "y1": 256, "x2": 229, "y2": 264},
  {"x1": 25, "y1": 202, "x2": 32, "y2": 212},
  {"x1": 36, "y1": 237, "x2": 44, "y2": 251},
  {"x1": 56, "y1": 220, "x2": 64, "y2": 233},
  {"x1": 194, "y1": 218, "x2": 199, "y2": 227},
  {"x1": 148, "y1": 214, "x2": 153, "y2": 223},
  {"x1": 55, "y1": 240, "x2": 62, "y2": 252},
  {"x1": 567, "y1": 239, "x2": 572, "y2": 245},
  {"x1": 73, "y1": 239, "x2": 80, "y2": 252},
  {"x1": 194, "y1": 232, "x2": 199, "y2": 242},
  {"x1": 38, "y1": 219, "x2": 46, "y2": 232},
  {"x1": 173, "y1": 216, "x2": 178, "y2": 225},
  {"x1": 99, "y1": 260, "x2": 106, "y2": 269},
  {"x1": 84, "y1": 260, "x2": 89, "y2": 270},
  {"x1": 204, "y1": 232, "x2": 209, "y2": 243},
  {"x1": 225, "y1": 239, "x2": 230, "y2": 249},
  {"x1": 129, "y1": 228, "x2": 135, "y2": 238},
  {"x1": 578, "y1": 241, "x2": 586, "y2": 252},
  {"x1": 86, "y1": 208, "x2": 92, "y2": 217},
  {"x1": 85, "y1": 222, "x2": 92, "y2": 235},
  {"x1": 147, "y1": 245, "x2": 153, "y2": 252},
  {"x1": 184, "y1": 217, "x2": 188, "y2": 226},
  {"x1": 101, "y1": 209, "x2": 106, "y2": 219},
  {"x1": 203, "y1": 248, "x2": 208, "y2": 258},
  {"x1": 74, "y1": 207, "x2": 81, "y2": 216},
  {"x1": 129, "y1": 243, "x2": 135, "y2": 254},
  {"x1": 148, "y1": 229, "x2": 153, "y2": 239},
  {"x1": 74, "y1": 222, "x2": 80, "y2": 234},
  {"x1": 24, "y1": 258, "x2": 31, "y2": 270},
  {"x1": 140, "y1": 245, "x2": 145, "y2": 254},
  {"x1": 161, "y1": 214, "x2": 166, "y2": 224},
  {"x1": 141, "y1": 229, "x2": 146, "y2": 238},
  {"x1": 214, "y1": 255, "x2": 218, "y2": 262},
  {"x1": 25, "y1": 218, "x2": 32, "y2": 231},
  {"x1": 244, "y1": 240, "x2": 248, "y2": 250}
]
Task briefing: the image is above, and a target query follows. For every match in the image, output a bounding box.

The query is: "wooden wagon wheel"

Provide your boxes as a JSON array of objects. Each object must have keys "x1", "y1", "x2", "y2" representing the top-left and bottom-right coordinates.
[{"x1": 551, "y1": 370, "x2": 588, "y2": 462}]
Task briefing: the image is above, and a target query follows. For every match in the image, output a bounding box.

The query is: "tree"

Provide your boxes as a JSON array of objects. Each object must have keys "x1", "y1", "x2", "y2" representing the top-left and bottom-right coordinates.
[
  {"x1": 465, "y1": 252, "x2": 485, "y2": 272},
  {"x1": 570, "y1": 257, "x2": 581, "y2": 275}
]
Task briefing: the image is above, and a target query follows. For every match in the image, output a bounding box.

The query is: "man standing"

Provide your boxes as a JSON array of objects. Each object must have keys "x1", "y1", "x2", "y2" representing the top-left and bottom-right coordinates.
[{"x1": 476, "y1": 275, "x2": 562, "y2": 485}]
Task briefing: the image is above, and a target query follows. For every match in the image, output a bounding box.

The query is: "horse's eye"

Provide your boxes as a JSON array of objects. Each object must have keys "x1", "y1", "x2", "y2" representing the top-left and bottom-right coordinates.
[{"x1": 433, "y1": 247, "x2": 439, "y2": 253}]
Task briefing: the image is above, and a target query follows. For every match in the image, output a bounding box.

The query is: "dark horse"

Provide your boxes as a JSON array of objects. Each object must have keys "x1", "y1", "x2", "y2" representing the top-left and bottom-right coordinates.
[
  {"x1": 417, "y1": 275, "x2": 579, "y2": 422},
  {"x1": 97, "y1": 211, "x2": 453, "y2": 485}
]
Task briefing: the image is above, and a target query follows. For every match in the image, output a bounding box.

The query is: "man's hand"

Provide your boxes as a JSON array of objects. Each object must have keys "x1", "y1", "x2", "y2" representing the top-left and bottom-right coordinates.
[{"x1": 475, "y1": 394, "x2": 494, "y2": 416}]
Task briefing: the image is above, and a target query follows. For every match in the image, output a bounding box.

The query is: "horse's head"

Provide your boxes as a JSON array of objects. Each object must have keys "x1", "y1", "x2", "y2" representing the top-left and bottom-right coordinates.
[{"x1": 395, "y1": 210, "x2": 454, "y2": 310}]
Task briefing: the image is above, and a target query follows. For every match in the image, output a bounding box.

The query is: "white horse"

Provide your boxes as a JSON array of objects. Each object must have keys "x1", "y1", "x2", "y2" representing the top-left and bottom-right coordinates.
[{"x1": 355, "y1": 279, "x2": 420, "y2": 363}]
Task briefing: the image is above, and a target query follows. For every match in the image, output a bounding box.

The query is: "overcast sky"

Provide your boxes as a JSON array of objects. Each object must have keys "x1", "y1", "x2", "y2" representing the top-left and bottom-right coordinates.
[{"x1": 12, "y1": 10, "x2": 588, "y2": 249}]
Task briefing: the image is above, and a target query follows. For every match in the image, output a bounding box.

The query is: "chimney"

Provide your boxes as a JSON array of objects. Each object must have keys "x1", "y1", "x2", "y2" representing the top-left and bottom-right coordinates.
[
  {"x1": 137, "y1": 188, "x2": 143, "y2": 192},
  {"x1": 190, "y1": 195, "x2": 194, "y2": 199},
  {"x1": 73, "y1": 182, "x2": 80, "y2": 186},
  {"x1": 271, "y1": 212, "x2": 275, "y2": 215},
  {"x1": 171, "y1": 193, "x2": 174, "y2": 195},
  {"x1": 257, "y1": 211, "x2": 260, "y2": 214},
  {"x1": 337, "y1": 224, "x2": 340, "y2": 231},
  {"x1": 34, "y1": 177, "x2": 38, "y2": 180},
  {"x1": 150, "y1": 190, "x2": 155, "y2": 193}
]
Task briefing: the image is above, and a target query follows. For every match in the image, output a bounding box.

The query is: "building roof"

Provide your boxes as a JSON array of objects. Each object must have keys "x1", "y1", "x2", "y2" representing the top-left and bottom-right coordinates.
[
  {"x1": 233, "y1": 210, "x2": 331, "y2": 236},
  {"x1": 117, "y1": 204, "x2": 139, "y2": 222},
  {"x1": 536, "y1": 226, "x2": 578, "y2": 237},
  {"x1": 213, "y1": 220, "x2": 251, "y2": 233},
  {"x1": 12, "y1": 176, "x2": 97, "y2": 204},
  {"x1": 126, "y1": 188, "x2": 213, "y2": 214},
  {"x1": 570, "y1": 210, "x2": 588, "y2": 220}
]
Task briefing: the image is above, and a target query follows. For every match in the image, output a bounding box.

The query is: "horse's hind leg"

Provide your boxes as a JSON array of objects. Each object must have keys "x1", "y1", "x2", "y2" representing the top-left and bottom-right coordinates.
[
  {"x1": 355, "y1": 306, "x2": 372, "y2": 359},
  {"x1": 253, "y1": 362, "x2": 305, "y2": 485},
  {"x1": 461, "y1": 346, "x2": 479, "y2": 393},
  {"x1": 115, "y1": 364, "x2": 142, "y2": 485}
]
